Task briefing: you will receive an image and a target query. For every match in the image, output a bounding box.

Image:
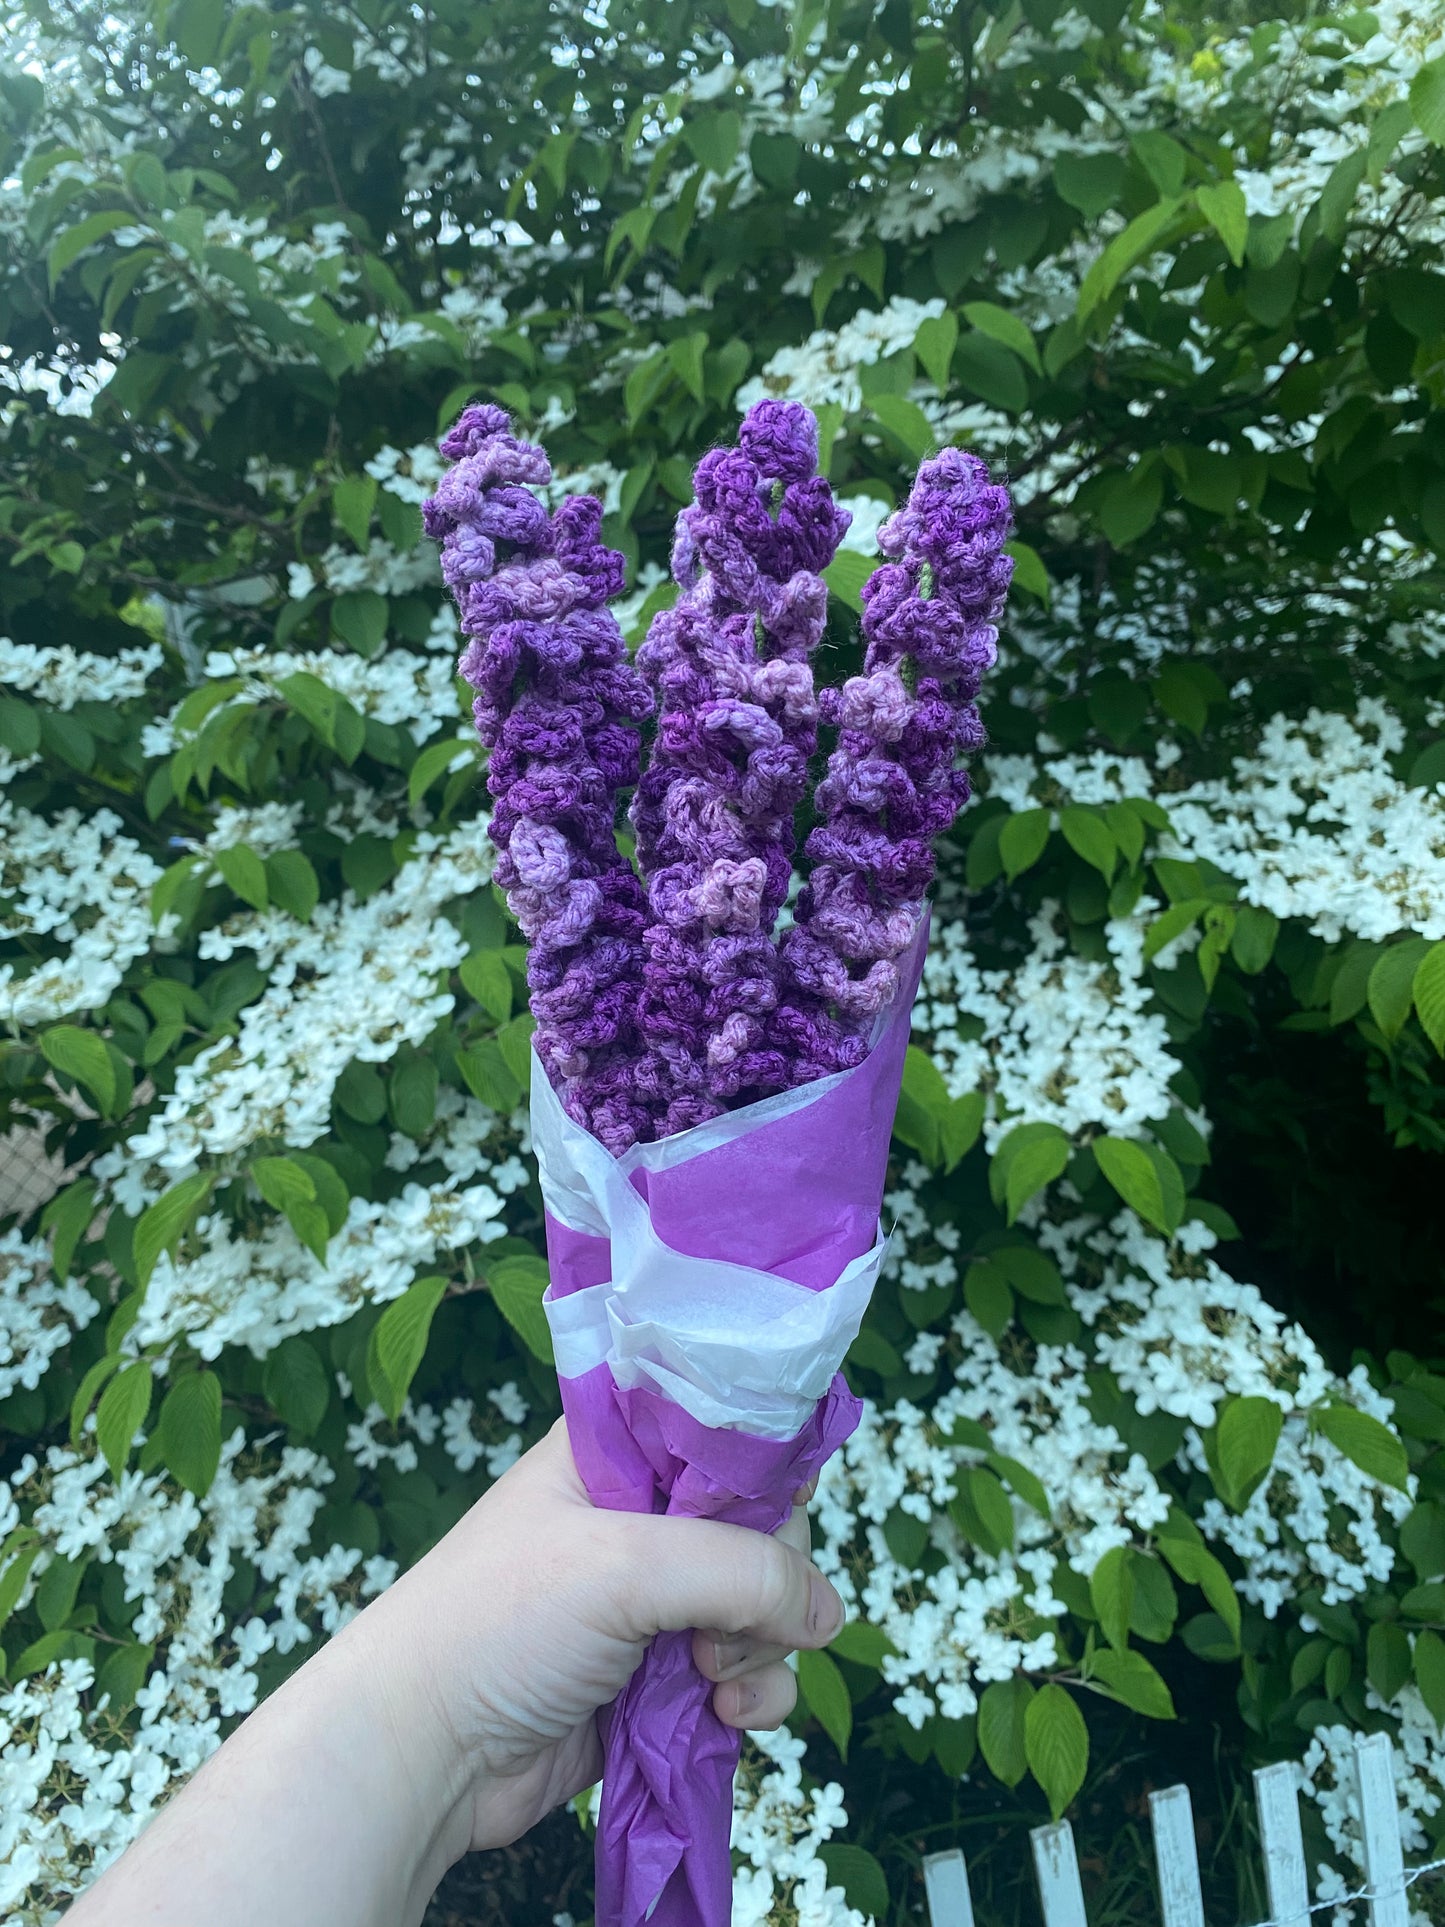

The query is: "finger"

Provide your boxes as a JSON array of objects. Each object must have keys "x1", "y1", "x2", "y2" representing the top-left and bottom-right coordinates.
[
  {"x1": 795, "y1": 1475, "x2": 818, "y2": 1503},
  {"x1": 713, "y1": 1660, "x2": 797, "y2": 1732},
  {"x1": 776, "y1": 1504, "x2": 811, "y2": 1562},
  {"x1": 626, "y1": 1513, "x2": 843, "y2": 1653},
  {"x1": 692, "y1": 1628, "x2": 791, "y2": 1681}
]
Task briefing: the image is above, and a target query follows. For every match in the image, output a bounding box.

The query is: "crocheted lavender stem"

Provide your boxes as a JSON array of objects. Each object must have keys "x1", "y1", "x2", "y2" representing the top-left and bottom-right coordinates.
[
  {"x1": 629, "y1": 401, "x2": 851, "y2": 1131},
  {"x1": 423, "y1": 403, "x2": 654, "y2": 1153},
  {"x1": 778, "y1": 447, "x2": 1013, "y2": 1080}
]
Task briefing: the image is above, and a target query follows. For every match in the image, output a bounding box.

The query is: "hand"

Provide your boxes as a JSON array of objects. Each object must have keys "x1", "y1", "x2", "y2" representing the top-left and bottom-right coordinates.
[
  {"x1": 355, "y1": 1418, "x2": 844, "y2": 1854},
  {"x1": 67, "y1": 1419, "x2": 844, "y2": 1927}
]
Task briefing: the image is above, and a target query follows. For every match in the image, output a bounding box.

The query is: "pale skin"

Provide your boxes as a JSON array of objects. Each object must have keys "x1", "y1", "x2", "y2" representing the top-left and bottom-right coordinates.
[{"x1": 66, "y1": 1420, "x2": 844, "y2": 1927}]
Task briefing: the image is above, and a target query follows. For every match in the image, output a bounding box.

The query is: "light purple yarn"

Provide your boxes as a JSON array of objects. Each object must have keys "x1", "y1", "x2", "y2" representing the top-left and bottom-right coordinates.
[
  {"x1": 422, "y1": 403, "x2": 654, "y2": 1153},
  {"x1": 776, "y1": 447, "x2": 1013, "y2": 1079},
  {"x1": 628, "y1": 401, "x2": 851, "y2": 1132}
]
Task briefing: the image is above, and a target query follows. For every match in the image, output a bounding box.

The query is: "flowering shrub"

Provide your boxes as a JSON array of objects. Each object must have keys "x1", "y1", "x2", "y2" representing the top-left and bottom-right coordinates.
[{"x1": 3, "y1": 1, "x2": 1445, "y2": 1923}]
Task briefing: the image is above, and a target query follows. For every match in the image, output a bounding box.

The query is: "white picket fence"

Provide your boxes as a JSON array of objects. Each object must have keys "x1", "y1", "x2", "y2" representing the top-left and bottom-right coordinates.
[{"x1": 923, "y1": 1733, "x2": 1444, "y2": 1927}]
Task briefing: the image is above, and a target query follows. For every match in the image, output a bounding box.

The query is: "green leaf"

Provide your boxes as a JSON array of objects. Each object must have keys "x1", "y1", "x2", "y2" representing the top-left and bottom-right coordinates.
[
  {"x1": 1054, "y1": 150, "x2": 1127, "y2": 216},
  {"x1": 978, "y1": 1676, "x2": 1033, "y2": 1788},
  {"x1": 95, "y1": 1640, "x2": 155, "y2": 1713},
  {"x1": 1216, "y1": 1396, "x2": 1282, "y2": 1508},
  {"x1": 869, "y1": 394, "x2": 935, "y2": 461},
  {"x1": 964, "y1": 1466, "x2": 1015, "y2": 1553},
  {"x1": 953, "y1": 331, "x2": 1029, "y2": 412},
  {"x1": 1143, "y1": 899, "x2": 1207, "y2": 964},
  {"x1": 797, "y1": 1646, "x2": 852, "y2": 1759},
  {"x1": 408, "y1": 736, "x2": 474, "y2": 809},
  {"x1": 1005, "y1": 540, "x2": 1050, "y2": 603},
  {"x1": 1059, "y1": 806, "x2": 1117, "y2": 880},
  {"x1": 1367, "y1": 1620, "x2": 1412, "y2": 1703},
  {"x1": 40, "y1": 1025, "x2": 117, "y2": 1116},
  {"x1": 488, "y1": 1254, "x2": 555, "y2": 1363},
  {"x1": 1087, "y1": 1647, "x2": 1175, "y2": 1719},
  {"x1": 685, "y1": 108, "x2": 741, "y2": 176},
  {"x1": 1315, "y1": 1403, "x2": 1410, "y2": 1492},
  {"x1": 667, "y1": 331, "x2": 708, "y2": 402},
  {"x1": 157, "y1": 1370, "x2": 222, "y2": 1496},
  {"x1": 914, "y1": 310, "x2": 959, "y2": 390},
  {"x1": 332, "y1": 474, "x2": 378, "y2": 549},
  {"x1": 35, "y1": 1552, "x2": 86, "y2": 1632},
  {"x1": 1077, "y1": 197, "x2": 1186, "y2": 322},
  {"x1": 460, "y1": 949, "x2": 513, "y2": 1025},
  {"x1": 134, "y1": 1173, "x2": 214, "y2": 1290},
  {"x1": 1410, "y1": 55, "x2": 1445, "y2": 145},
  {"x1": 70, "y1": 1356, "x2": 120, "y2": 1446},
  {"x1": 1195, "y1": 181, "x2": 1248, "y2": 265},
  {"x1": 1416, "y1": 1628, "x2": 1445, "y2": 1726},
  {"x1": 990, "y1": 1122, "x2": 1071, "y2": 1225},
  {"x1": 262, "y1": 1338, "x2": 332, "y2": 1437},
  {"x1": 390, "y1": 1055, "x2": 438, "y2": 1138},
  {"x1": 963, "y1": 1260, "x2": 1013, "y2": 1339},
  {"x1": 1092, "y1": 1136, "x2": 1184, "y2": 1235},
  {"x1": 367, "y1": 1276, "x2": 448, "y2": 1421},
  {"x1": 1000, "y1": 808, "x2": 1050, "y2": 879},
  {"x1": 829, "y1": 1620, "x2": 897, "y2": 1668},
  {"x1": 48, "y1": 208, "x2": 133, "y2": 288},
  {"x1": 1414, "y1": 943, "x2": 1445, "y2": 1053},
  {"x1": 0, "y1": 1536, "x2": 41, "y2": 1632},
  {"x1": 96, "y1": 1361, "x2": 153, "y2": 1480},
  {"x1": 213, "y1": 843, "x2": 269, "y2": 911},
  {"x1": 1231, "y1": 905, "x2": 1279, "y2": 976},
  {"x1": 1369, "y1": 939, "x2": 1432, "y2": 1042},
  {"x1": 822, "y1": 550, "x2": 874, "y2": 611},
  {"x1": 497, "y1": 1015, "x2": 537, "y2": 1087},
  {"x1": 817, "y1": 1844, "x2": 889, "y2": 1921},
  {"x1": 0, "y1": 695, "x2": 41, "y2": 756},
  {"x1": 251, "y1": 1155, "x2": 317, "y2": 1215},
  {"x1": 1025, "y1": 1683, "x2": 1089, "y2": 1819},
  {"x1": 962, "y1": 300, "x2": 1042, "y2": 373},
  {"x1": 42, "y1": 1178, "x2": 99, "y2": 1280},
  {"x1": 1155, "y1": 1534, "x2": 1241, "y2": 1648},
  {"x1": 457, "y1": 1038, "x2": 523, "y2": 1112},
  {"x1": 266, "y1": 849, "x2": 320, "y2": 922},
  {"x1": 1090, "y1": 1545, "x2": 1133, "y2": 1651}
]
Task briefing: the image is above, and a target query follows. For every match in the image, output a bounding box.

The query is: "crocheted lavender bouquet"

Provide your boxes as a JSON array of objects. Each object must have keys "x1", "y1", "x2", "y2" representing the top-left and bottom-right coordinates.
[{"x1": 425, "y1": 399, "x2": 1011, "y2": 1927}]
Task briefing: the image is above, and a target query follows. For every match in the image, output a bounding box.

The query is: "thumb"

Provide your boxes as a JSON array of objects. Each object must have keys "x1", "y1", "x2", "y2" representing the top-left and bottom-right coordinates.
[{"x1": 623, "y1": 1513, "x2": 844, "y2": 1653}]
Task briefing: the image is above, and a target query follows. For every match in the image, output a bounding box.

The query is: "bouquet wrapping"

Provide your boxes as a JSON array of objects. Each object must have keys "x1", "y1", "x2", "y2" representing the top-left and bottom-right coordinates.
[
  {"x1": 533, "y1": 914, "x2": 926, "y2": 1925},
  {"x1": 425, "y1": 395, "x2": 1011, "y2": 1927}
]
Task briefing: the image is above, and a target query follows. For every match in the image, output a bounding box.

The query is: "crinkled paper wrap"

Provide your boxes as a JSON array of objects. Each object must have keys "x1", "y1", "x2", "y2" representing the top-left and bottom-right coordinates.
[{"x1": 536, "y1": 919, "x2": 928, "y2": 1927}]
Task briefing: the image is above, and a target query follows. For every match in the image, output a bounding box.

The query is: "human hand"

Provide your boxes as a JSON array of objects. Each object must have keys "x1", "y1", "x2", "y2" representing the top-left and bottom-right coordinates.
[{"x1": 353, "y1": 1417, "x2": 844, "y2": 1858}]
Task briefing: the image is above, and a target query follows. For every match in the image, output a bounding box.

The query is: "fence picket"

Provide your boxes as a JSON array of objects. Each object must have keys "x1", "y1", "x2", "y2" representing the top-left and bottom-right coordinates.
[
  {"x1": 1031, "y1": 1820, "x2": 1090, "y2": 1927},
  {"x1": 1253, "y1": 1761, "x2": 1309, "y2": 1927},
  {"x1": 1355, "y1": 1733, "x2": 1408, "y2": 1927},
  {"x1": 922, "y1": 1849, "x2": 976, "y2": 1927},
  {"x1": 1150, "y1": 1784, "x2": 1207, "y2": 1927}
]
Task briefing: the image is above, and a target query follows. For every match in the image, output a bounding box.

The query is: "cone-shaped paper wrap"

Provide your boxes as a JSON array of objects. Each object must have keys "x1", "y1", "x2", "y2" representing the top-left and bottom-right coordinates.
[{"x1": 535, "y1": 920, "x2": 929, "y2": 1927}]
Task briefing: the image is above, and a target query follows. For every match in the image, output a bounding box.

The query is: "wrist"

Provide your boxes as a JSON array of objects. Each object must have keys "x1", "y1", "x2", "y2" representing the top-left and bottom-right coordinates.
[{"x1": 319, "y1": 1595, "x2": 479, "y2": 1914}]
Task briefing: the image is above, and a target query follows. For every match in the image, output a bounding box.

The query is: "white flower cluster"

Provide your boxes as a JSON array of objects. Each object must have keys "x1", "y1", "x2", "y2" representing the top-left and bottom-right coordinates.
[
  {"x1": 0, "y1": 1229, "x2": 99, "y2": 1401},
  {"x1": 815, "y1": 1206, "x2": 1411, "y2": 1730},
  {"x1": 0, "y1": 1428, "x2": 391, "y2": 1919},
  {"x1": 0, "y1": 638, "x2": 162, "y2": 709},
  {"x1": 0, "y1": 803, "x2": 164, "y2": 1024},
  {"x1": 103, "y1": 819, "x2": 490, "y2": 1193},
  {"x1": 736, "y1": 297, "x2": 945, "y2": 415},
  {"x1": 1166, "y1": 702, "x2": 1445, "y2": 943},
  {"x1": 731, "y1": 1728, "x2": 868, "y2": 1927},
  {"x1": 915, "y1": 901, "x2": 1180, "y2": 1148}
]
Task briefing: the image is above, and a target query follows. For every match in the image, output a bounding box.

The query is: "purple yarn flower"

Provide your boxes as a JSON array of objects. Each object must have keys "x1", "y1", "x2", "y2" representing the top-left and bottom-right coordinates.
[
  {"x1": 424, "y1": 403, "x2": 655, "y2": 1152},
  {"x1": 629, "y1": 401, "x2": 851, "y2": 1129},
  {"x1": 777, "y1": 447, "x2": 1013, "y2": 1079}
]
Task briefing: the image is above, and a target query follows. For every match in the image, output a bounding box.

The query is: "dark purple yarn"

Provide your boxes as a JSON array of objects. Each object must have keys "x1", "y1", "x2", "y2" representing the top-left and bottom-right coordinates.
[
  {"x1": 423, "y1": 404, "x2": 654, "y2": 1152},
  {"x1": 629, "y1": 400, "x2": 851, "y2": 1131},
  {"x1": 777, "y1": 447, "x2": 1013, "y2": 1078}
]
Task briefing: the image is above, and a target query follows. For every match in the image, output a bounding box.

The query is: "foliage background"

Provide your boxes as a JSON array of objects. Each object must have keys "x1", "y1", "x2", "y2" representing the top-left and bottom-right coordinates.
[{"x1": 3, "y1": 0, "x2": 1445, "y2": 1920}]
